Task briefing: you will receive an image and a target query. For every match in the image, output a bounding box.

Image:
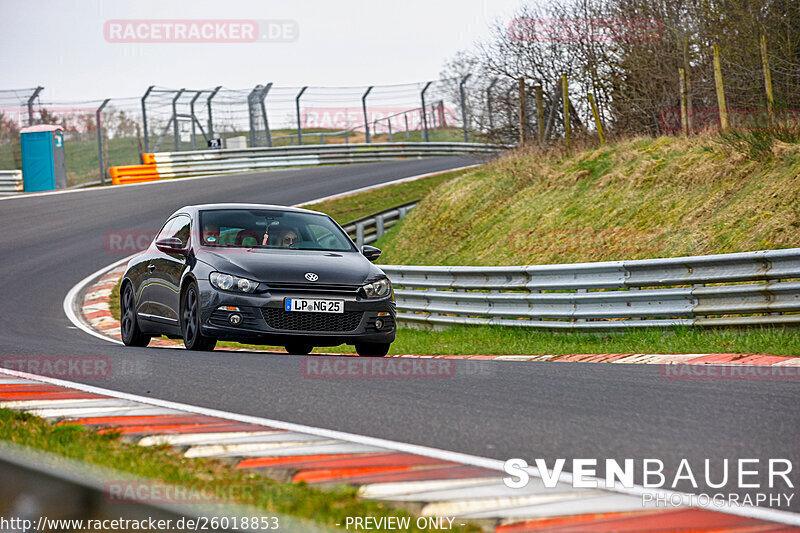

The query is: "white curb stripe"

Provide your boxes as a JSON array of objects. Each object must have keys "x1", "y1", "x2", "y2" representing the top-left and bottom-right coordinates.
[{"x1": 137, "y1": 431, "x2": 282, "y2": 447}]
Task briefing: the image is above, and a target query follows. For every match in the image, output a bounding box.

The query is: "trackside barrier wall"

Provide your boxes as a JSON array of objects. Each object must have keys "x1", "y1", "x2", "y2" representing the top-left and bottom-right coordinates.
[
  {"x1": 108, "y1": 142, "x2": 504, "y2": 185},
  {"x1": 0, "y1": 170, "x2": 24, "y2": 194},
  {"x1": 381, "y1": 249, "x2": 800, "y2": 329}
]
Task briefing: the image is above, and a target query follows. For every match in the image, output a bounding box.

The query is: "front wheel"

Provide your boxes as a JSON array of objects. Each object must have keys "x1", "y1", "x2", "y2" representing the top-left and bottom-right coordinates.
[
  {"x1": 181, "y1": 282, "x2": 217, "y2": 351},
  {"x1": 355, "y1": 342, "x2": 391, "y2": 357},
  {"x1": 120, "y1": 282, "x2": 151, "y2": 347}
]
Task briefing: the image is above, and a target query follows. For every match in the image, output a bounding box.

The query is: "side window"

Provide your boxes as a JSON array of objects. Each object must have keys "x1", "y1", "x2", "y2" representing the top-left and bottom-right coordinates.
[
  {"x1": 167, "y1": 215, "x2": 191, "y2": 247},
  {"x1": 154, "y1": 218, "x2": 176, "y2": 244}
]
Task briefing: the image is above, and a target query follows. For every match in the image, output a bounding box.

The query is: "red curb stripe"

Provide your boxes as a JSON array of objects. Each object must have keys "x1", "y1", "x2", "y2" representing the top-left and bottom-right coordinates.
[
  {"x1": 293, "y1": 465, "x2": 418, "y2": 483},
  {"x1": 0, "y1": 392, "x2": 106, "y2": 401},
  {"x1": 237, "y1": 453, "x2": 361, "y2": 469},
  {"x1": 307, "y1": 465, "x2": 498, "y2": 484},
  {"x1": 59, "y1": 414, "x2": 229, "y2": 427},
  {"x1": 118, "y1": 422, "x2": 273, "y2": 436},
  {"x1": 495, "y1": 507, "x2": 793, "y2": 532},
  {"x1": 0, "y1": 384, "x2": 75, "y2": 393},
  {"x1": 284, "y1": 453, "x2": 455, "y2": 471}
]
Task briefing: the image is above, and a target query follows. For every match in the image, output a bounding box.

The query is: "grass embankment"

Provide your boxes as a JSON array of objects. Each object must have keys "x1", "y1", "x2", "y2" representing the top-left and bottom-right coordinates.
[
  {"x1": 376, "y1": 135, "x2": 800, "y2": 265},
  {"x1": 0, "y1": 409, "x2": 479, "y2": 532}
]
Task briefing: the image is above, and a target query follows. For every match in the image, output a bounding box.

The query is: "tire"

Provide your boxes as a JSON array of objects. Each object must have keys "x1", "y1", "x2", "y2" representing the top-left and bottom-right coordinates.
[
  {"x1": 285, "y1": 343, "x2": 314, "y2": 355},
  {"x1": 181, "y1": 282, "x2": 217, "y2": 351},
  {"x1": 355, "y1": 342, "x2": 391, "y2": 357},
  {"x1": 120, "y1": 282, "x2": 151, "y2": 347}
]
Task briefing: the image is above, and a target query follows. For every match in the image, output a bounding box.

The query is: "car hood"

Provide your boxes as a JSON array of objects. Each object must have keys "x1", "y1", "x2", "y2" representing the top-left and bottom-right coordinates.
[{"x1": 197, "y1": 248, "x2": 381, "y2": 286}]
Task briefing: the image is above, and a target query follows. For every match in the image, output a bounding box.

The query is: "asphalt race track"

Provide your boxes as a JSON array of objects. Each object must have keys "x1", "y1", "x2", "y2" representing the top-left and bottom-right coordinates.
[{"x1": 1, "y1": 157, "x2": 798, "y2": 513}]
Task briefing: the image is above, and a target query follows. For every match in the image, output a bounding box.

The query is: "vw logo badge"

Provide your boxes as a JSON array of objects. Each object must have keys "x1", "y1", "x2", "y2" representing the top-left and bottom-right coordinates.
[{"x1": 305, "y1": 272, "x2": 319, "y2": 282}]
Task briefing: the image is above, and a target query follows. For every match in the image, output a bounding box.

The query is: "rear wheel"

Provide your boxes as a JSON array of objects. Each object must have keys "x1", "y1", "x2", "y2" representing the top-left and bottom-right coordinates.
[
  {"x1": 355, "y1": 342, "x2": 390, "y2": 357},
  {"x1": 181, "y1": 282, "x2": 217, "y2": 351},
  {"x1": 285, "y1": 343, "x2": 313, "y2": 355},
  {"x1": 120, "y1": 282, "x2": 151, "y2": 347}
]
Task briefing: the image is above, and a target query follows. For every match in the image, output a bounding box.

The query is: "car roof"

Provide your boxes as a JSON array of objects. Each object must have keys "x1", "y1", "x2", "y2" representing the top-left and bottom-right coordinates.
[{"x1": 171, "y1": 203, "x2": 324, "y2": 218}]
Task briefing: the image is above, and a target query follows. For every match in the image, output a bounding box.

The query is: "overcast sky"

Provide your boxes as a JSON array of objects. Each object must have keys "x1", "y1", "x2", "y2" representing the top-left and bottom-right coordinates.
[{"x1": 1, "y1": 0, "x2": 521, "y2": 102}]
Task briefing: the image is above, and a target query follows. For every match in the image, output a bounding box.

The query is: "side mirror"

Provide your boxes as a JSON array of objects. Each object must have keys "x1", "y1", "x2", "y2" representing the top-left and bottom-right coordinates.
[
  {"x1": 156, "y1": 237, "x2": 188, "y2": 255},
  {"x1": 361, "y1": 245, "x2": 382, "y2": 262}
]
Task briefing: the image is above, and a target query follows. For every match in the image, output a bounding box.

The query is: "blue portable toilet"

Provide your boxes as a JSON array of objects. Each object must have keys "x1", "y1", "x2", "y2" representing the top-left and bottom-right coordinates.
[{"x1": 20, "y1": 125, "x2": 67, "y2": 192}]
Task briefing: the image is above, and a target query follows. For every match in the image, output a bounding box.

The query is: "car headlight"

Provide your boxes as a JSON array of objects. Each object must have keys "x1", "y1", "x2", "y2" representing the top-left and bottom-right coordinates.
[
  {"x1": 361, "y1": 278, "x2": 392, "y2": 298},
  {"x1": 209, "y1": 272, "x2": 259, "y2": 293}
]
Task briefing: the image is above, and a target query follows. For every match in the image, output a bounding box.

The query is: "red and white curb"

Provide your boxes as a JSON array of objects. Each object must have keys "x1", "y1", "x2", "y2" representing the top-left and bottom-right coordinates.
[{"x1": 2, "y1": 368, "x2": 798, "y2": 531}]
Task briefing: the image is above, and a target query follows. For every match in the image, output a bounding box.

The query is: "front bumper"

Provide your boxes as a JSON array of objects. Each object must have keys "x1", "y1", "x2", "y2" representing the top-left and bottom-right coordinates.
[{"x1": 197, "y1": 280, "x2": 396, "y2": 346}]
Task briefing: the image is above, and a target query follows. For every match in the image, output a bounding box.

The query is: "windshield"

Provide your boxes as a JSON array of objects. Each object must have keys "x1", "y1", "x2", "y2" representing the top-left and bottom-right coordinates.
[{"x1": 198, "y1": 209, "x2": 355, "y2": 252}]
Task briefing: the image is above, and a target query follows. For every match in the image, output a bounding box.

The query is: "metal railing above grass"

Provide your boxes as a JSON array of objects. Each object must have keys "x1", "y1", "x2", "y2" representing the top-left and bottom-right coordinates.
[{"x1": 381, "y1": 248, "x2": 800, "y2": 330}]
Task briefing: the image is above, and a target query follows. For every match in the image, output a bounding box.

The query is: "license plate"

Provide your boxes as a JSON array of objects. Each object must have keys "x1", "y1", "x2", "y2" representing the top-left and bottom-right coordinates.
[{"x1": 284, "y1": 298, "x2": 344, "y2": 313}]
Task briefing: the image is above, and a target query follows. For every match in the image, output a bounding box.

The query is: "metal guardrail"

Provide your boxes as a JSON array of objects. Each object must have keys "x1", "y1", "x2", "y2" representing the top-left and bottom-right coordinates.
[
  {"x1": 0, "y1": 170, "x2": 23, "y2": 194},
  {"x1": 381, "y1": 248, "x2": 800, "y2": 329},
  {"x1": 144, "y1": 142, "x2": 504, "y2": 179},
  {"x1": 342, "y1": 200, "x2": 418, "y2": 246},
  {"x1": 0, "y1": 440, "x2": 331, "y2": 532}
]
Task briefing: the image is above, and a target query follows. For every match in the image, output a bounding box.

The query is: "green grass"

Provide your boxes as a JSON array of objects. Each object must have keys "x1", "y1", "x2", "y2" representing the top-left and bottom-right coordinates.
[
  {"x1": 0, "y1": 409, "x2": 480, "y2": 532},
  {"x1": 375, "y1": 134, "x2": 800, "y2": 266},
  {"x1": 302, "y1": 167, "x2": 471, "y2": 224}
]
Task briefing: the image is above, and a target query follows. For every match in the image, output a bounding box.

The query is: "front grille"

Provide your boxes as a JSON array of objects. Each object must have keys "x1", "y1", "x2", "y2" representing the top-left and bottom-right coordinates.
[
  {"x1": 265, "y1": 282, "x2": 360, "y2": 294},
  {"x1": 261, "y1": 308, "x2": 363, "y2": 332}
]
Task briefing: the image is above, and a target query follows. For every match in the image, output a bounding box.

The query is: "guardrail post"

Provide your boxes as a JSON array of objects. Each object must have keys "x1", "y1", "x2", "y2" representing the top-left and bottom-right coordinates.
[
  {"x1": 421, "y1": 81, "x2": 433, "y2": 142},
  {"x1": 362, "y1": 86, "x2": 374, "y2": 143},
  {"x1": 356, "y1": 223, "x2": 365, "y2": 247},
  {"x1": 206, "y1": 86, "x2": 221, "y2": 141},
  {"x1": 172, "y1": 89, "x2": 185, "y2": 152},
  {"x1": 459, "y1": 74, "x2": 472, "y2": 142},
  {"x1": 296, "y1": 86, "x2": 308, "y2": 145},
  {"x1": 376, "y1": 215, "x2": 384, "y2": 239},
  {"x1": 141, "y1": 85, "x2": 154, "y2": 153},
  {"x1": 96, "y1": 99, "x2": 110, "y2": 185},
  {"x1": 27, "y1": 86, "x2": 43, "y2": 126}
]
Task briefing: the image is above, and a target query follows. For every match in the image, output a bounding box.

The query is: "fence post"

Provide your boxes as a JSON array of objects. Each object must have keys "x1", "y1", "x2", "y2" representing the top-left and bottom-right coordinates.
[
  {"x1": 27, "y1": 86, "x2": 43, "y2": 126},
  {"x1": 96, "y1": 99, "x2": 110, "y2": 185},
  {"x1": 534, "y1": 85, "x2": 544, "y2": 144},
  {"x1": 388, "y1": 119, "x2": 393, "y2": 142},
  {"x1": 486, "y1": 78, "x2": 498, "y2": 133},
  {"x1": 295, "y1": 86, "x2": 308, "y2": 145},
  {"x1": 760, "y1": 34, "x2": 774, "y2": 124},
  {"x1": 459, "y1": 74, "x2": 471, "y2": 142},
  {"x1": 141, "y1": 85, "x2": 154, "y2": 153},
  {"x1": 682, "y1": 36, "x2": 694, "y2": 133},
  {"x1": 260, "y1": 83, "x2": 273, "y2": 147},
  {"x1": 678, "y1": 68, "x2": 688, "y2": 136},
  {"x1": 206, "y1": 86, "x2": 221, "y2": 141},
  {"x1": 404, "y1": 113, "x2": 410, "y2": 139},
  {"x1": 561, "y1": 75, "x2": 571, "y2": 148},
  {"x1": 172, "y1": 89, "x2": 185, "y2": 152},
  {"x1": 247, "y1": 86, "x2": 260, "y2": 148},
  {"x1": 420, "y1": 81, "x2": 432, "y2": 142},
  {"x1": 712, "y1": 44, "x2": 728, "y2": 131},
  {"x1": 189, "y1": 91, "x2": 202, "y2": 150},
  {"x1": 518, "y1": 77, "x2": 526, "y2": 145},
  {"x1": 587, "y1": 93, "x2": 605, "y2": 144},
  {"x1": 362, "y1": 86, "x2": 374, "y2": 143}
]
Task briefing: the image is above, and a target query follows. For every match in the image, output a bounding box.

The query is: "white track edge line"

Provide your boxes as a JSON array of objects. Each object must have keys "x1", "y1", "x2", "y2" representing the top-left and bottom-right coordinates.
[{"x1": 1, "y1": 366, "x2": 798, "y2": 526}]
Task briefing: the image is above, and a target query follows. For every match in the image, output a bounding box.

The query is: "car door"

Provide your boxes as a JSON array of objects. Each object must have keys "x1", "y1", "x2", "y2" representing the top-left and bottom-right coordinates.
[{"x1": 141, "y1": 215, "x2": 191, "y2": 331}]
